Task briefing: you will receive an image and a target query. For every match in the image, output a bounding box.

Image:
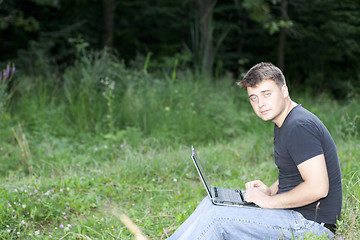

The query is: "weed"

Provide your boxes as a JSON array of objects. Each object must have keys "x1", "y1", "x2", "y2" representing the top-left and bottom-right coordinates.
[{"x1": 0, "y1": 63, "x2": 15, "y2": 114}]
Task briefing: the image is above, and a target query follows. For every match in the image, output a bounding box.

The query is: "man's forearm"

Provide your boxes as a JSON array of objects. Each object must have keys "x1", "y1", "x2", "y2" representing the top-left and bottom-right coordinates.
[
  {"x1": 265, "y1": 180, "x2": 327, "y2": 209},
  {"x1": 262, "y1": 155, "x2": 329, "y2": 209}
]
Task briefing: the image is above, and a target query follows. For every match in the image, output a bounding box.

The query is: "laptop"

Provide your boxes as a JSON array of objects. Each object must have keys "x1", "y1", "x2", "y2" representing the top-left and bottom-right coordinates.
[{"x1": 191, "y1": 146, "x2": 258, "y2": 208}]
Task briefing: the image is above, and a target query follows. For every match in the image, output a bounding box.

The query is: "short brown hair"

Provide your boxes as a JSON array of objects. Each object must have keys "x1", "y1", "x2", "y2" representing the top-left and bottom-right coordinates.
[{"x1": 238, "y1": 62, "x2": 285, "y2": 90}]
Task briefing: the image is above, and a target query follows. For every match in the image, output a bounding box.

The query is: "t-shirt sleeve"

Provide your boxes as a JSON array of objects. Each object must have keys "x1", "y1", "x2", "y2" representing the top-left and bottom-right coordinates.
[{"x1": 286, "y1": 123, "x2": 324, "y2": 165}]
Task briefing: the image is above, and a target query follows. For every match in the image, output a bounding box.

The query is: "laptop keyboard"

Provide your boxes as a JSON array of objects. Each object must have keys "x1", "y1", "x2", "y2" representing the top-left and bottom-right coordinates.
[{"x1": 214, "y1": 187, "x2": 242, "y2": 202}]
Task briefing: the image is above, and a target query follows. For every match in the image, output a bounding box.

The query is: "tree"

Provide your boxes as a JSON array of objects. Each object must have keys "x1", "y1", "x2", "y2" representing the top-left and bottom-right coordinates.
[
  {"x1": 103, "y1": 0, "x2": 116, "y2": 48},
  {"x1": 1, "y1": 0, "x2": 359, "y2": 97},
  {"x1": 277, "y1": 0, "x2": 288, "y2": 71},
  {"x1": 242, "y1": 0, "x2": 293, "y2": 71},
  {"x1": 194, "y1": 0, "x2": 217, "y2": 77}
]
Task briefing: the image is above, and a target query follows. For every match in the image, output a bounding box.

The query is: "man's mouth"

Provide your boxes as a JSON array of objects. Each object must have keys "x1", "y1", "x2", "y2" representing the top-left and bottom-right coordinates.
[{"x1": 260, "y1": 109, "x2": 270, "y2": 114}]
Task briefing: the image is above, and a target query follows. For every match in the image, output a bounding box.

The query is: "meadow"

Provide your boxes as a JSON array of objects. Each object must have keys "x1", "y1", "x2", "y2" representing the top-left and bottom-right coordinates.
[{"x1": 0, "y1": 52, "x2": 359, "y2": 239}]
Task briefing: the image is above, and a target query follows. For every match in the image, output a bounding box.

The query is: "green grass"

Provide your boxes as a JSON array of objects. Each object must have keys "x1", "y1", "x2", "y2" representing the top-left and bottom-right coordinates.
[
  {"x1": 1, "y1": 138, "x2": 359, "y2": 239},
  {"x1": 0, "y1": 52, "x2": 359, "y2": 239}
]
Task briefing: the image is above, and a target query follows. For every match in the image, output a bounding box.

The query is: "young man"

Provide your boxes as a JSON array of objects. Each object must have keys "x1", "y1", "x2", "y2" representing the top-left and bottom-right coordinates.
[{"x1": 167, "y1": 62, "x2": 342, "y2": 239}]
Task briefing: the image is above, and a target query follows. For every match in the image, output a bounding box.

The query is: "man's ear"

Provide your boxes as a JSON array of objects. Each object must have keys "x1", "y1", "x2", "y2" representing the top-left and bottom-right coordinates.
[{"x1": 281, "y1": 85, "x2": 289, "y2": 98}]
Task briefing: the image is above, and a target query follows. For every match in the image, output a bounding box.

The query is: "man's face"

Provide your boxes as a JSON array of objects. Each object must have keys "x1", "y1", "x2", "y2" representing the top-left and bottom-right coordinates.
[{"x1": 246, "y1": 79, "x2": 288, "y2": 125}]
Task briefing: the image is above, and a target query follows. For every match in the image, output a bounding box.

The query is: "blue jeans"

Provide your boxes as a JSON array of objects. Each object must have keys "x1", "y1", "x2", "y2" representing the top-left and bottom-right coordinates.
[{"x1": 167, "y1": 197, "x2": 334, "y2": 240}]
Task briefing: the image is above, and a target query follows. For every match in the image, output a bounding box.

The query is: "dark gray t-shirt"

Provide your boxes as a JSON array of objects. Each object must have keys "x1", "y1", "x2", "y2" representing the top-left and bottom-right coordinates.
[{"x1": 274, "y1": 105, "x2": 342, "y2": 224}]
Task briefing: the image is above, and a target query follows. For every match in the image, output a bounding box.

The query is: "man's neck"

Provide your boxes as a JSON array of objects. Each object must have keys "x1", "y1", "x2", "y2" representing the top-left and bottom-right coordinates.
[{"x1": 274, "y1": 99, "x2": 297, "y2": 128}]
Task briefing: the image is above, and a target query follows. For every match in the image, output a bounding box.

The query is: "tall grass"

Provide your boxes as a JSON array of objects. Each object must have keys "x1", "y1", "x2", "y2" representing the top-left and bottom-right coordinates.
[
  {"x1": 6, "y1": 50, "x2": 259, "y2": 147},
  {"x1": 0, "y1": 51, "x2": 359, "y2": 239}
]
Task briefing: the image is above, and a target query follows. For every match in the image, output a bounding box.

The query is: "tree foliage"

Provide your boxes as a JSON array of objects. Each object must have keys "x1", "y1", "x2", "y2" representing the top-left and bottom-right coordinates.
[{"x1": 0, "y1": 0, "x2": 359, "y2": 97}]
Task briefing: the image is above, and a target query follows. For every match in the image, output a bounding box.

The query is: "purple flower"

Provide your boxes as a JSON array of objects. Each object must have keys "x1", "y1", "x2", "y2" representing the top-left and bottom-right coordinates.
[
  {"x1": 12, "y1": 66, "x2": 15, "y2": 73},
  {"x1": 49, "y1": 235, "x2": 52, "y2": 238},
  {"x1": 3, "y1": 67, "x2": 9, "y2": 78},
  {"x1": 120, "y1": 144, "x2": 124, "y2": 148},
  {"x1": 59, "y1": 224, "x2": 64, "y2": 229},
  {"x1": 7, "y1": 203, "x2": 12, "y2": 208}
]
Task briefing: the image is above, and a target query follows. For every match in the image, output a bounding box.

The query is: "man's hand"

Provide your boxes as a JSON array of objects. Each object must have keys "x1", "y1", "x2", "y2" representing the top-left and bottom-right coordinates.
[
  {"x1": 244, "y1": 180, "x2": 272, "y2": 208},
  {"x1": 244, "y1": 188, "x2": 271, "y2": 208},
  {"x1": 245, "y1": 180, "x2": 271, "y2": 195}
]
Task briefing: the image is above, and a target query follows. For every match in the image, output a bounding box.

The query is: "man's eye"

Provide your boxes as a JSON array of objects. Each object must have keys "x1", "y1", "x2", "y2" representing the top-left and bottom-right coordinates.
[
  {"x1": 250, "y1": 96, "x2": 257, "y2": 102},
  {"x1": 264, "y1": 92, "x2": 271, "y2": 97}
]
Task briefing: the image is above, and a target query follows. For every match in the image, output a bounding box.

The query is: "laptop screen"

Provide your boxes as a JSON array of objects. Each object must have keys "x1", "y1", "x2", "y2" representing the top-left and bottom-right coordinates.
[{"x1": 191, "y1": 146, "x2": 213, "y2": 198}]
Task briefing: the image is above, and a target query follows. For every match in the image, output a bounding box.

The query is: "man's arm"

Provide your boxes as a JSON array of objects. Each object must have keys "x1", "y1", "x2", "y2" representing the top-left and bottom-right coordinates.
[{"x1": 244, "y1": 154, "x2": 329, "y2": 209}]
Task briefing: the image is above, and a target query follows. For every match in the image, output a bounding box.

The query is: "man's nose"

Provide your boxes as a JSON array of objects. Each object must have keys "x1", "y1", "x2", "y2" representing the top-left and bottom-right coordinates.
[{"x1": 258, "y1": 97, "x2": 265, "y2": 107}]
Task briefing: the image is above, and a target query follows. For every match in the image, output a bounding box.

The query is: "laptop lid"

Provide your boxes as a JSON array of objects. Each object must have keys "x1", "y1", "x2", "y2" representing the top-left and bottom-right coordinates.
[{"x1": 191, "y1": 146, "x2": 213, "y2": 198}]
